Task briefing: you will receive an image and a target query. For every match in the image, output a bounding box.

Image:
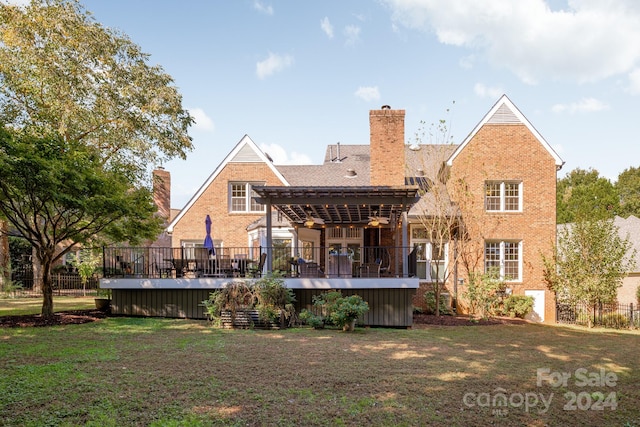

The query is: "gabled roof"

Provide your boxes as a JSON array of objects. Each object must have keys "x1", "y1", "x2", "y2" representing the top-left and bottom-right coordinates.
[
  {"x1": 167, "y1": 135, "x2": 289, "y2": 233},
  {"x1": 446, "y1": 94, "x2": 564, "y2": 168}
]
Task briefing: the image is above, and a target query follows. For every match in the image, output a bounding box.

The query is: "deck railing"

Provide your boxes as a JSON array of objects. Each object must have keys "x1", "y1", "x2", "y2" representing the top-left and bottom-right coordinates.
[{"x1": 102, "y1": 245, "x2": 417, "y2": 279}]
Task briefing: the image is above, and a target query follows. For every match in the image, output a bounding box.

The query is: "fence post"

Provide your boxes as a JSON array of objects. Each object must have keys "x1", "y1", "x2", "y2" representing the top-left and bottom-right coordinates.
[{"x1": 631, "y1": 303, "x2": 634, "y2": 329}]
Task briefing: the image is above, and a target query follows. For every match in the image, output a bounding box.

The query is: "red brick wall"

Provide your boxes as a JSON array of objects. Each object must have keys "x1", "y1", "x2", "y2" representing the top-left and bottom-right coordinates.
[
  {"x1": 171, "y1": 163, "x2": 285, "y2": 248},
  {"x1": 370, "y1": 108, "x2": 406, "y2": 186},
  {"x1": 449, "y1": 124, "x2": 558, "y2": 322}
]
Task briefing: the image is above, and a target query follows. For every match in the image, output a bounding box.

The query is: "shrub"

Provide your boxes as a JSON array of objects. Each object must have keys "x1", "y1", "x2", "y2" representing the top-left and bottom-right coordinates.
[
  {"x1": 501, "y1": 295, "x2": 534, "y2": 318},
  {"x1": 424, "y1": 290, "x2": 450, "y2": 315},
  {"x1": 311, "y1": 290, "x2": 369, "y2": 331},
  {"x1": 601, "y1": 313, "x2": 630, "y2": 329},
  {"x1": 299, "y1": 309, "x2": 324, "y2": 329},
  {"x1": 253, "y1": 273, "x2": 296, "y2": 323},
  {"x1": 202, "y1": 274, "x2": 296, "y2": 327},
  {"x1": 202, "y1": 281, "x2": 255, "y2": 327},
  {"x1": 463, "y1": 270, "x2": 506, "y2": 320}
]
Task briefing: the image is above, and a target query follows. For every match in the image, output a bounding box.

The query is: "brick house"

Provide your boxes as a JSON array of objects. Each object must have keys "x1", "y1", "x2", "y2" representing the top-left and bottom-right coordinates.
[{"x1": 164, "y1": 95, "x2": 563, "y2": 322}]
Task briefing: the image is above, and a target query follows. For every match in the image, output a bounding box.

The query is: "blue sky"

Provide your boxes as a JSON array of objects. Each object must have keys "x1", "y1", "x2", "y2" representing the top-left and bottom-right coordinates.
[{"x1": 13, "y1": 0, "x2": 640, "y2": 208}]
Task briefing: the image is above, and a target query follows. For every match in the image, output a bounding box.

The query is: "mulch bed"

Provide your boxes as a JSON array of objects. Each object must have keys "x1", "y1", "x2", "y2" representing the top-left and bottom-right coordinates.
[
  {"x1": 0, "y1": 309, "x2": 109, "y2": 328},
  {"x1": 0, "y1": 310, "x2": 528, "y2": 328},
  {"x1": 413, "y1": 313, "x2": 529, "y2": 327}
]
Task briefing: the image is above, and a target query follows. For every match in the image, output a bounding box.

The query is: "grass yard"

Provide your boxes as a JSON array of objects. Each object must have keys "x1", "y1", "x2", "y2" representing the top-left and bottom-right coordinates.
[
  {"x1": 0, "y1": 296, "x2": 95, "y2": 316},
  {"x1": 0, "y1": 308, "x2": 639, "y2": 426}
]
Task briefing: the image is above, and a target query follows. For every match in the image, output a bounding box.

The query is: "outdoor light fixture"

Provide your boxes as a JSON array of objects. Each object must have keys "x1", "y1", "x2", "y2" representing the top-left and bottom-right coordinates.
[
  {"x1": 369, "y1": 218, "x2": 380, "y2": 227},
  {"x1": 304, "y1": 219, "x2": 315, "y2": 228}
]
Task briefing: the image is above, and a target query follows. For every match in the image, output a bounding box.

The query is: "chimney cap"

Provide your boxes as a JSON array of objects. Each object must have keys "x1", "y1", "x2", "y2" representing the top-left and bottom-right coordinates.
[{"x1": 381, "y1": 105, "x2": 391, "y2": 110}]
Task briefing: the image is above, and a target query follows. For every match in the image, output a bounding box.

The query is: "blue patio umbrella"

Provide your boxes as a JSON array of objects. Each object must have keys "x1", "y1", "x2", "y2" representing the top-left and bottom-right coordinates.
[{"x1": 204, "y1": 214, "x2": 215, "y2": 256}]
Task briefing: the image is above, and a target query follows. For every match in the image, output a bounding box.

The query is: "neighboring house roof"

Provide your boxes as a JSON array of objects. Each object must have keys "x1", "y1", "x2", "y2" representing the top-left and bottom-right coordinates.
[
  {"x1": 614, "y1": 215, "x2": 640, "y2": 272},
  {"x1": 167, "y1": 135, "x2": 289, "y2": 233},
  {"x1": 446, "y1": 94, "x2": 564, "y2": 169}
]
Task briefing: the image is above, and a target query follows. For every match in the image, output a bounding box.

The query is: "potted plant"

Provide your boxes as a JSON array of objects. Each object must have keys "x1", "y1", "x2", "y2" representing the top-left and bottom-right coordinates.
[{"x1": 309, "y1": 290, "x2": 369, "y2": 332}]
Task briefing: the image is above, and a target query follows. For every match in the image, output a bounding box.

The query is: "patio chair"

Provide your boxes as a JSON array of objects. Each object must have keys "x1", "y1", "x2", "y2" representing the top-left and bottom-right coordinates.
[
  {"x1": 248, "y1": 253, "x2": 267, "y2": 278},
  {"x1": 299, "y1": 262, "x2": 323, "y2": 278},
  {"x1": 215, "y1": 254, "x2": 234, "y2": 277},
  {"x1": 359, "y1": 262, "x2": 381, "y2": 278}
]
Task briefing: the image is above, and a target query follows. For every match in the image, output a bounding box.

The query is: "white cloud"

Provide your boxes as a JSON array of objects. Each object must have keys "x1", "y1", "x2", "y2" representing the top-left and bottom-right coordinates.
[
  {"x1": 321, "y1": 17, "x2": 334, "y2": 38},
  {"x1": 344, "y1": 25, "x2": 361, "y2": 46},
  {"x1": 474, "y1": 83, "x2": 503, "y2": 99},
  {"x1": 628, "y1": 68, "x2": 640, "y2": 94},
  {"x1": 551, "y1": 97, "x2": 610, "y2": 114},
  {"x1": 188, "y1": 108, "x2": 214, "y2": 132},
  {"x1": 355, "y1": 86, "x2": 381, "y2": 101},
  {"x1": 259, "y1": 143, "x2": 312, "y2": 165},
  {"x1": 256, "y1": 52, "x2": 294, "y2": 79},
  {"x1": 382, "y1": 0, "x2": 640, "y2": 84},
  {"x1": 253, "y1": 0, "x2": 273, "y2": 16}
]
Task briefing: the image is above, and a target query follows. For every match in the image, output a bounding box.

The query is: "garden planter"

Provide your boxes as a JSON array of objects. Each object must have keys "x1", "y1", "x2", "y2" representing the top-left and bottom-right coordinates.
[
  {"x1": 220, "y1": 309, "x2": 283, "y2": 329},
  {"x1": 343, "y1": 318, "x2": 357, "y2": 332}
]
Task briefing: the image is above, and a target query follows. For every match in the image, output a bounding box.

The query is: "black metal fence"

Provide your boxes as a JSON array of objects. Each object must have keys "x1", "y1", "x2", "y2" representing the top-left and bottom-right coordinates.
[
  {"x1": 102, "y1": 245, "x2": 417, "y2": 279},
  {"x1": 556, "y1": 302, "x2": 640, "y2": 329},
  {"x1": 5, "y1": 266, "x2": 100, "y2": 298}
]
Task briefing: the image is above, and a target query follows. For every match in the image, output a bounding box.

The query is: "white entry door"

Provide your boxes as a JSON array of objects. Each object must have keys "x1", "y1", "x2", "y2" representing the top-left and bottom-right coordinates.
[{"x1": 525, "y1": 290, "x2": 545, "y2": 322}]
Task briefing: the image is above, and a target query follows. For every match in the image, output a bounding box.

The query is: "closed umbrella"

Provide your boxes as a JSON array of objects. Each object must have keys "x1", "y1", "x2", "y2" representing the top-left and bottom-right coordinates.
[{"x1": 204, "y1": 214, "x2": 215, "y2": 256}]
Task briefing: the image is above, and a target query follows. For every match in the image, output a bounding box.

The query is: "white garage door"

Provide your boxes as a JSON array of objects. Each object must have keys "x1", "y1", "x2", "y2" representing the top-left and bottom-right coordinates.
[{"x1": 525, "y1": 290, "x2": 545, "y2": 322}]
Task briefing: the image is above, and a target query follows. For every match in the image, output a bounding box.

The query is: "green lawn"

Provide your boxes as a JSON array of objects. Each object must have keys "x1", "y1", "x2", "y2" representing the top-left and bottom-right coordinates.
[
  {"x1": 0, "y1": 296, "x2": 95, "y2": 316},
  {"x1": 0, "y1": 307, "x2": 639, "y2": 426}
]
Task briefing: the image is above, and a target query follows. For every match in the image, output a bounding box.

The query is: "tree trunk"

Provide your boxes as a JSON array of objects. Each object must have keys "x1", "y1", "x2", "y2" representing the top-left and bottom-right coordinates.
[
  {"x1": 38, "y1": 253, "x2": 54, "y2": 318},
  {"x1": 0, "y1": 220, "x2": 9, "y2": 289}
]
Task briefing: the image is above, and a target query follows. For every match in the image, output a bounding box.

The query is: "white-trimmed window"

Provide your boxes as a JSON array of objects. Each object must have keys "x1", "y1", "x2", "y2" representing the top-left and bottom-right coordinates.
[
  {"x1": 229, "y1": 182, "x2": 265, "y2": 213},
  {"x1": 484, "y1": 240, "x2": 522, "y2": 281},
  {"x1": 485, "y1": 181, "x2": 522, "y2": 212},
  {"x1": 411, "y1": 227, "x2": 448, "y2": 282}
]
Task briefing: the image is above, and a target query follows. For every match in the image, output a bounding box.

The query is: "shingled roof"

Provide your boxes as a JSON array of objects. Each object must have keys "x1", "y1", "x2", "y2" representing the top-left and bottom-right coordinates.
[{"x1": 277, "y1": 144, "x2": 371, "y2": 186}]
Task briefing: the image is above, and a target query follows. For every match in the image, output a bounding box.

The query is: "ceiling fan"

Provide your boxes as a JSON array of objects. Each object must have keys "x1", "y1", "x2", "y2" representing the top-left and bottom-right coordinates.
[
  {"x1": 304, "y1": 208, "x2": 324, "y2": 227},
  {"x1": 368, "y1": 211, "x2": 389, "y2": 227}
]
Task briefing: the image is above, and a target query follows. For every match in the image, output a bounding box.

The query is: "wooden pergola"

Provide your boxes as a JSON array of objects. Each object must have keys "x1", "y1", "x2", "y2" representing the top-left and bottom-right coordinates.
[{"x1": 252, "y1": 185, "x2": 420, "y2": 275}]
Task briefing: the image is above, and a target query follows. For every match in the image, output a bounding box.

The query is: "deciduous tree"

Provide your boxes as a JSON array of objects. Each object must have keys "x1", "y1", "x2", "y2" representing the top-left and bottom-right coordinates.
[
  {"x1": 615, "y1": 166, "x2": 640, "y2": 219},
  {"x1": 0, "y1": 0, "x2": 193, "y2": 316},
  {"x1": 543, "y1": 218, "x2": 635, "y2": 327},
  {"x1": 0, "y1": 130, "x2": 163, "y2": 315},
  {"x1": 556, "y1": 168, "x2": 618, "y2": 223}
]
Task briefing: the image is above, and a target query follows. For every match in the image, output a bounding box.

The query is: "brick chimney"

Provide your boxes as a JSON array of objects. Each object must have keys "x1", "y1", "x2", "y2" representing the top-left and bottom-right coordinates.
[
  {"x1": 153, "y1": 168, "x2": 171, "y2": 222},
  {"x1": 369, "y1": 106, "x2": 406, "y2": 186}
]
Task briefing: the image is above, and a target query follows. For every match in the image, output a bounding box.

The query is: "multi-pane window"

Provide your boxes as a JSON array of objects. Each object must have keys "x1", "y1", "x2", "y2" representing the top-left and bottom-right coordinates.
[
  {"x1": 484, "y1": 240, "x2": 521, "y2": 281},
  {"x1": 411, "y1": 227, "x2": 447, "y2": 282},
  {"x1": 485, "y1": 181, "x2": 521, "y2": 212},
  {"x1": 229, "y1": 182, "x2": 264, "y2": 213}
]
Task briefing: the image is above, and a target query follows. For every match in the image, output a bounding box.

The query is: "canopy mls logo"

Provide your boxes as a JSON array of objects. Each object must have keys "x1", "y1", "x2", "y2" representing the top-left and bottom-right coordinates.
[
  {"x1": 536, "y1": 367, "x2": 618, "y2": 388},
  {"x1": 462, "y1": 367, "x2": 619, "y2": 418}
]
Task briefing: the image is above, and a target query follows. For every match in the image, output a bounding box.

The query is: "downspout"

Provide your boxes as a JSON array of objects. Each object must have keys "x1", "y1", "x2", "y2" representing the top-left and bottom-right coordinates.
[
  {"x1": 266, "y1": 200, "x2": 272, "y2": 274},
  {"x1": 402, "y1": 211, "x2": 408, "y2": 277}
]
